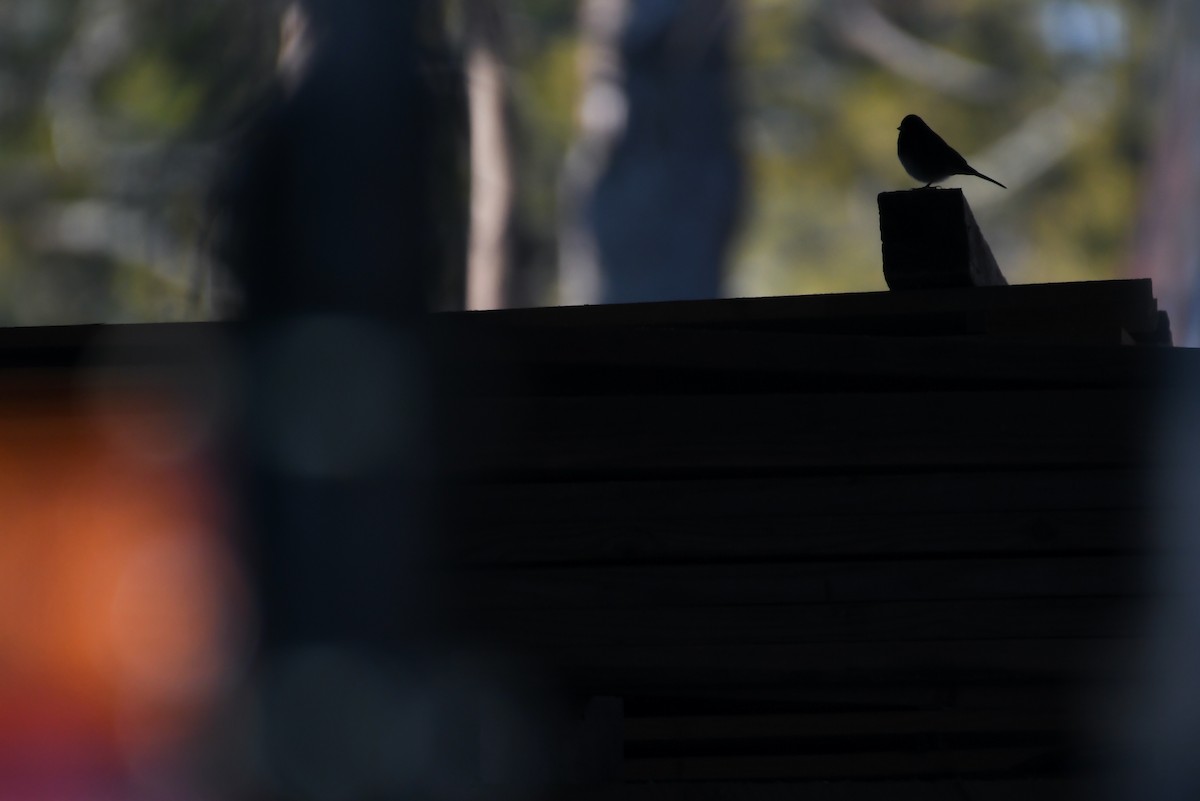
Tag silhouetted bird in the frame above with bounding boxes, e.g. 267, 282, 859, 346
897, 114, 1006, 189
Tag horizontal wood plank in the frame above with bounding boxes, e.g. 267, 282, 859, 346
624, 708, 1077, 741
452, 556, 1148, 609
453, 506, 1146, 565
554, 779, 1084, 801
613, 682, 1093, 716
622, 745, 1065, 781
525, 638, 1133, 690
451, 326, 1197, 395
470, 597, 1144, 648
455, 390, 1151, 476
460, 468, 1146, 518
449, 279, 1158, 337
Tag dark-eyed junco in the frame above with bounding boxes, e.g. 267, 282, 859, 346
897, 114, 1006, 189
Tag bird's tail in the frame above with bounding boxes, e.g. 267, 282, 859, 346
969, 168, 1006, 189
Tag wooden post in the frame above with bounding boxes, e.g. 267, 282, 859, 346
878, 188, 1007, 290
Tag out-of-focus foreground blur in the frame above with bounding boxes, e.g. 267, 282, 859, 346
0, 331, 250, 798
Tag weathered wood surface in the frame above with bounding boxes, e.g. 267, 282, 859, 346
455, 556, 1146, 608
621, 747, 1068, 781
466, 597, 1143, 647
456, 499, 1143, 565
554, 779, 1087, 801
596, 681, 1097, 715
541, 638, 1132, 687
453, 326, 1187, 393
625, 708, 1081, 740
462, 467, 1145, 519
453, 390, 1150, 476
435, 281, 1178, 786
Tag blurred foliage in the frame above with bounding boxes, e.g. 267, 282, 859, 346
730, 0, 1156, 294
0, 0, 1167, 322
0, 0, 280, 324
495, 0, 1160, 299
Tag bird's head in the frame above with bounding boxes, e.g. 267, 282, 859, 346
898, 114, 927, 133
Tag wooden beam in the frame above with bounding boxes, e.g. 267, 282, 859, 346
540, 638, 1132, 686
451, 327, 1199, 393
610, 682, 1096, 715
552, 779, 1084, 801
453, 390, 1152, 476
878, 188, 1007, 290
453, 507, 1144, 566
446, 279, 1160, 341
452, 556, 1147, 609
622, 746, 1063, 781
455, 469, 1148, 566
468, 597, 1144, 647
462, 468, 1144, 518
624, 709, 1081, 741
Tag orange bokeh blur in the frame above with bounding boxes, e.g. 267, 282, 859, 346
0, 383, 245, 790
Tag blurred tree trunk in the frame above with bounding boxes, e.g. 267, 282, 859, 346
218, 1, 453, 795
465, 0, 515, 309
1130, 0, 1200, 345
560, 0, 743, 305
